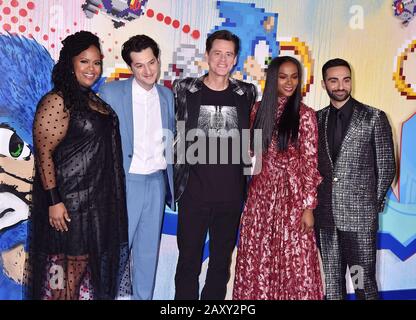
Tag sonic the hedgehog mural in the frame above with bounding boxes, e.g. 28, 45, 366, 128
0, 35, 54, 299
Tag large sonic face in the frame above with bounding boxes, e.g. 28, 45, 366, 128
0, 122, 32, 292
0, 124, 32, 231
0, 35, 53, 299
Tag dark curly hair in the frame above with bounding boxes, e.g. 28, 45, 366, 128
52, 30, 102, 111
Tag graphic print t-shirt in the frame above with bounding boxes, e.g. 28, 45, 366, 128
186, 83, 244, 204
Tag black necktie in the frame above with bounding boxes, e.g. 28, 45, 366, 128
333, 110, 343, 160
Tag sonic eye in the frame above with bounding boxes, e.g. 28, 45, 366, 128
10, 133, 24, 157
254, 40, 271, 69
0, 128, 31, 160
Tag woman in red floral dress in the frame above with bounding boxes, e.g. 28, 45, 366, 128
233, 56, 323, 300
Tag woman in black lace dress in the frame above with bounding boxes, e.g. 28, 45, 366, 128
27, 31, 131, 300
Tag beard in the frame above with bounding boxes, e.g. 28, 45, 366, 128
327, 89, 351, 102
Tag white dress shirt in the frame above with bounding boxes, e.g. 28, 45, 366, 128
129, 80, 167, 174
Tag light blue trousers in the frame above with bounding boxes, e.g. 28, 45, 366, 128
126, 170, 166, 300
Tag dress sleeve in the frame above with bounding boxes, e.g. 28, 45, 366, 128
33, 93, 69, 190
298, 106, 322, 209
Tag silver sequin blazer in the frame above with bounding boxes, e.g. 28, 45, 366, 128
314, 98, 396, 232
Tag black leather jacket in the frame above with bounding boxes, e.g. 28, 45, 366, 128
173, 75, 257, 201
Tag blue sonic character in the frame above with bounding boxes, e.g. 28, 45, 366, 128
0, 34, 53, 299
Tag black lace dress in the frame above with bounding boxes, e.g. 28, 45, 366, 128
27, 90, 131, 300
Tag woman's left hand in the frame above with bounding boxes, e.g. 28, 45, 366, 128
301, 209, 314, 233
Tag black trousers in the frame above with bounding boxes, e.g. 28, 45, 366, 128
174, 193, 242, 300
316, 227, 379, 300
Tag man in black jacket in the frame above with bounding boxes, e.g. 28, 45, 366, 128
315, 58, 396, 299
173, 30, 257, 300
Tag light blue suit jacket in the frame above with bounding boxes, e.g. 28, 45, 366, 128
99, 77, 175, 210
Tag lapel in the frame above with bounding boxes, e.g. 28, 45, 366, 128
187, 87, 202, 132
233, 90, 246, 130
123, 77, 134, 151
156, 85, 168, 130
334, 99, 366, 166
322, 107, 333, 168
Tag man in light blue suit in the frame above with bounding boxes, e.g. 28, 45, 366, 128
99, 35, 174, 300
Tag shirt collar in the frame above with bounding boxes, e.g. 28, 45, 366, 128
330, 97, 353, 117
188, 74, 246, 96
133, 79, 157, 97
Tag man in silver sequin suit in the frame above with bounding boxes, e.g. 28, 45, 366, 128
314, 58, 396, 300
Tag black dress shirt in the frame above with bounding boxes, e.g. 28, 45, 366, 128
327, 97, 354, 161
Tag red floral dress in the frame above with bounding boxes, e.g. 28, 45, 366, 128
233, 98, 323, 300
